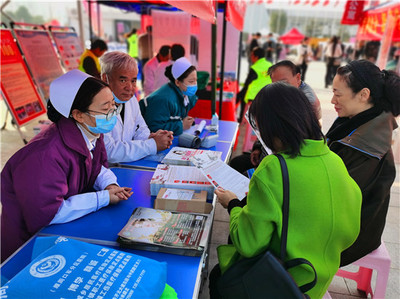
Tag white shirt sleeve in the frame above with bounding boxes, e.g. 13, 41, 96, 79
104, 132, 157, 163
49, 190, 110, 224
93, 165, 118, 190
50, 166, 117, 224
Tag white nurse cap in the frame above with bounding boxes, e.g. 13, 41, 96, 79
172, 57, 192, 80
49, 69, 92, 118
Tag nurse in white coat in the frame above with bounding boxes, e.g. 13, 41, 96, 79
100, 51, 173, 163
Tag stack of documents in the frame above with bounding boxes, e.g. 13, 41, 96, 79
161, 146, 222, 166
118, 207, 209, 256
150, 164, 214, 199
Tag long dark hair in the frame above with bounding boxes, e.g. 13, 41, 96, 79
337, 60, 400, 116
331, 35, 339, 56
47, 77, 109, 122
248, 82, 324, 157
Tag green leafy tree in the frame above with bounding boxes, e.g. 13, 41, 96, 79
338, 25, 350, 42
269, 10, 287, 35
6, 6, 45, 25
305, 18, 317, 37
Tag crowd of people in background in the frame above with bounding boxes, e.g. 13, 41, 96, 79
245, 31, 400, 89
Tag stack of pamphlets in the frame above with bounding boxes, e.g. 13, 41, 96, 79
161, 146, 222, 166
117, 207, 209, 256
150, 164, 215, 199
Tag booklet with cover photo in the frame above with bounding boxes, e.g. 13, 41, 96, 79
117, 207, 210, 256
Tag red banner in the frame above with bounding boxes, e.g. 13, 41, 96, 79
163, 0, 216, 24
356, 2, 400, 42
341, 0, 366, 25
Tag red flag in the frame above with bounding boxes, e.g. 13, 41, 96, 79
267, 0, 274, 4
303, 0, 311, 5
226, 0, 247, 31
311, 0, 320, 6
323, 0, 330, 6
294, 0, 301, 4
341, 0, 366, 25
334, 0, 340, 6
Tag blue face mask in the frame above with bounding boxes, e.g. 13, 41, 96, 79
87, 114, 117, 134
182, 84, 198, 97
112, 92, 125, 104
105, 75, 126, 104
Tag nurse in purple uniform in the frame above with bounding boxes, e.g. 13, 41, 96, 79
1, 70, 133, 262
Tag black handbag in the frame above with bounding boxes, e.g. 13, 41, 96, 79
217, 154, 317, 298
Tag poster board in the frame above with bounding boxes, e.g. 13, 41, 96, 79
0, 29, 46, 126
152, 10, 192, 63
13, 28, 64, 100
50, 30, 84, 71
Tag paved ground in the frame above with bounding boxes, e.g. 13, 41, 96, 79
1, 60, 399, 298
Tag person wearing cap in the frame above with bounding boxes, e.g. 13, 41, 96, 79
1, 70, 133, 262
143, 45, 171, 96
326, 60, 400, 266
100, 51, 173, 163
139, 57, 197, 135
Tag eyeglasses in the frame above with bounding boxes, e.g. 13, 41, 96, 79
244, 110, 272, 155
87, 104, 122, 121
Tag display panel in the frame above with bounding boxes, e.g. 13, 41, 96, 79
1, 29, 46, 126
14, 29, 64, 99
51, 31, 83, 71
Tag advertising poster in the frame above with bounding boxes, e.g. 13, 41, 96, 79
14, 29, 64, 100
51, 31, 84, 71
0, 29, 46, 126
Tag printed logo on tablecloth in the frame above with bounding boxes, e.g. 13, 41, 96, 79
29, 255, 66, 278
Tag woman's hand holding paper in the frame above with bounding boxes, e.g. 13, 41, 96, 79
215, 187, 238, 209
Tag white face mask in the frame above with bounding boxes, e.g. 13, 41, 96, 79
245, 110, 272, 155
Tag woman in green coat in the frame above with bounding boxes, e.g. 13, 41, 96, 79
210, 82, 362, 299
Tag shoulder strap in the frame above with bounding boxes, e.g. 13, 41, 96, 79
276, 154, 317, 293
276, 154, 289, 261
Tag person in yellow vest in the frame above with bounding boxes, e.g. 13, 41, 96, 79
126, 28, 138, 59
79, 39, 108, 79
236, 47, 272, 123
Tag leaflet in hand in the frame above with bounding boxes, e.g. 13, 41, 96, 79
117, 207, 209, 256
161, 146, 222, 166
191, 153, 250, 200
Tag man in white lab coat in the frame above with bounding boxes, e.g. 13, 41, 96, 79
100, 51, 173, 163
